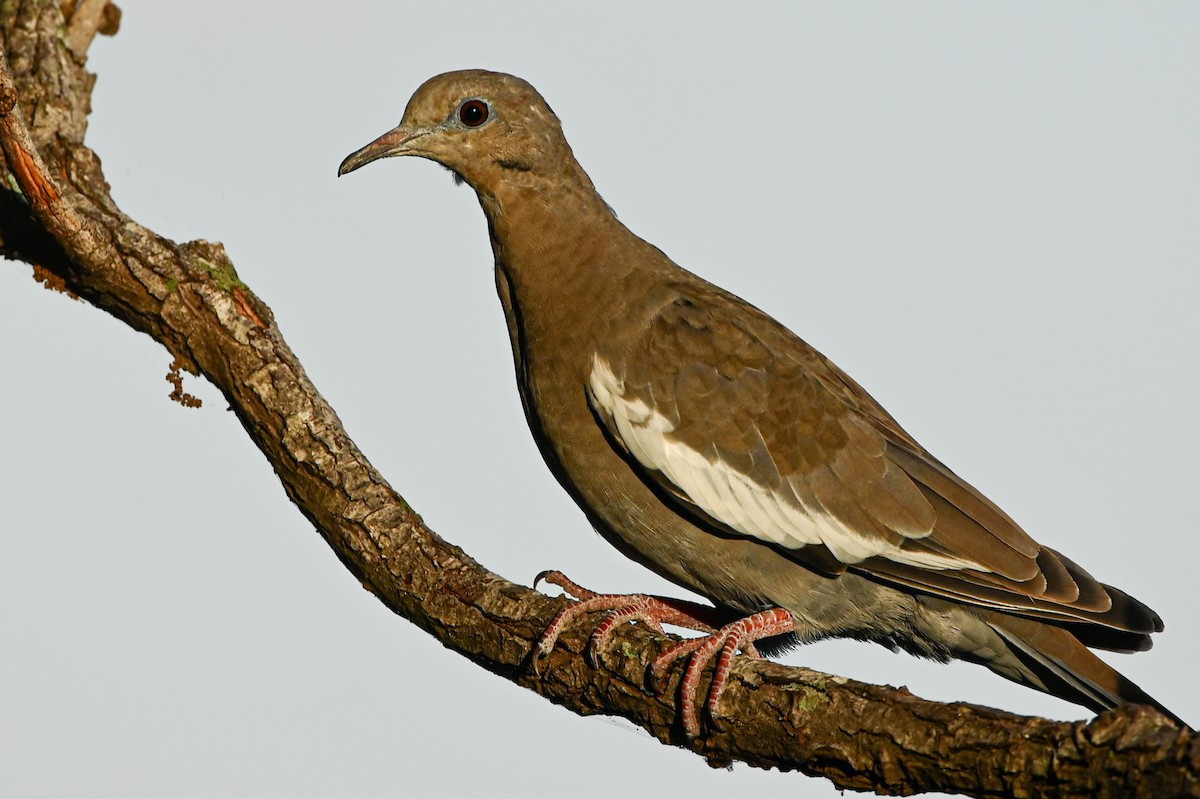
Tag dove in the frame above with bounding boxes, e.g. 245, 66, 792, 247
339, 69, 1183, 737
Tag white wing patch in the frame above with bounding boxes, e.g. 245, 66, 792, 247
588, 355, 982, 571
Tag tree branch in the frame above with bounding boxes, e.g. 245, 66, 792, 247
1, 3, 1195, 796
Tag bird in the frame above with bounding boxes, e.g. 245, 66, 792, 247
338, 69, 1184, 737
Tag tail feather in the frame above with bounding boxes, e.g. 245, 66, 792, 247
982, 613, 1189, 729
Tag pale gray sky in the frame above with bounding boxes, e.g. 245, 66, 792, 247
2, 3, 1197, 797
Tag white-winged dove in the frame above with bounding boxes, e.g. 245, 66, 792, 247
339, 69, 1184, 736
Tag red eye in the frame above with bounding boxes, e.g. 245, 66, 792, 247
458, 99, 489, 127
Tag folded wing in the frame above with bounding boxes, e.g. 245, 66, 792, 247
587, 286, 1160, 644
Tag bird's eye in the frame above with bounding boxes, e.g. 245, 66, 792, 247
458, 99, 490, 127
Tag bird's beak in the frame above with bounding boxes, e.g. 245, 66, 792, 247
338, 126, 429, 176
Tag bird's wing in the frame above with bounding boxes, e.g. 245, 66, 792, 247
587, 285, 1158, 635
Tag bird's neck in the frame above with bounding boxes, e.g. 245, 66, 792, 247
476, 169, 674, 390
478, 174, 630, 300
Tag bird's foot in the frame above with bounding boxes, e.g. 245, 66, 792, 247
649, 608, 796, 739
530, 570, 730, 669
530, 571, 791, 738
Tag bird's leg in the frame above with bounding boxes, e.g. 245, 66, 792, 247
649, 608, 796, 739
531, 570, 738, 668
531, 571, 783, 737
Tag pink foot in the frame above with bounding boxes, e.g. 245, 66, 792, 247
530, 571, 794, 738
649, 607, 796, 738
531, 570, 725, 667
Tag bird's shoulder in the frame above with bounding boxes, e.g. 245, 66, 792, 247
594, 277, 919, 456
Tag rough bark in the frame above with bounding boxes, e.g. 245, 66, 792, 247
1, 3, 1195, 796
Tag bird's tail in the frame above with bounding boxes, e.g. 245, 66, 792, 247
980, 612, 1189, 729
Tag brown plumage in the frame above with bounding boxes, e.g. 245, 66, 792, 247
339, 69, 1185, 733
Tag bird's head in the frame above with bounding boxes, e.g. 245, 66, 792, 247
338, 69, 587, 194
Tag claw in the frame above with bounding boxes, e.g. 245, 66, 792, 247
533, 569, 600, 601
